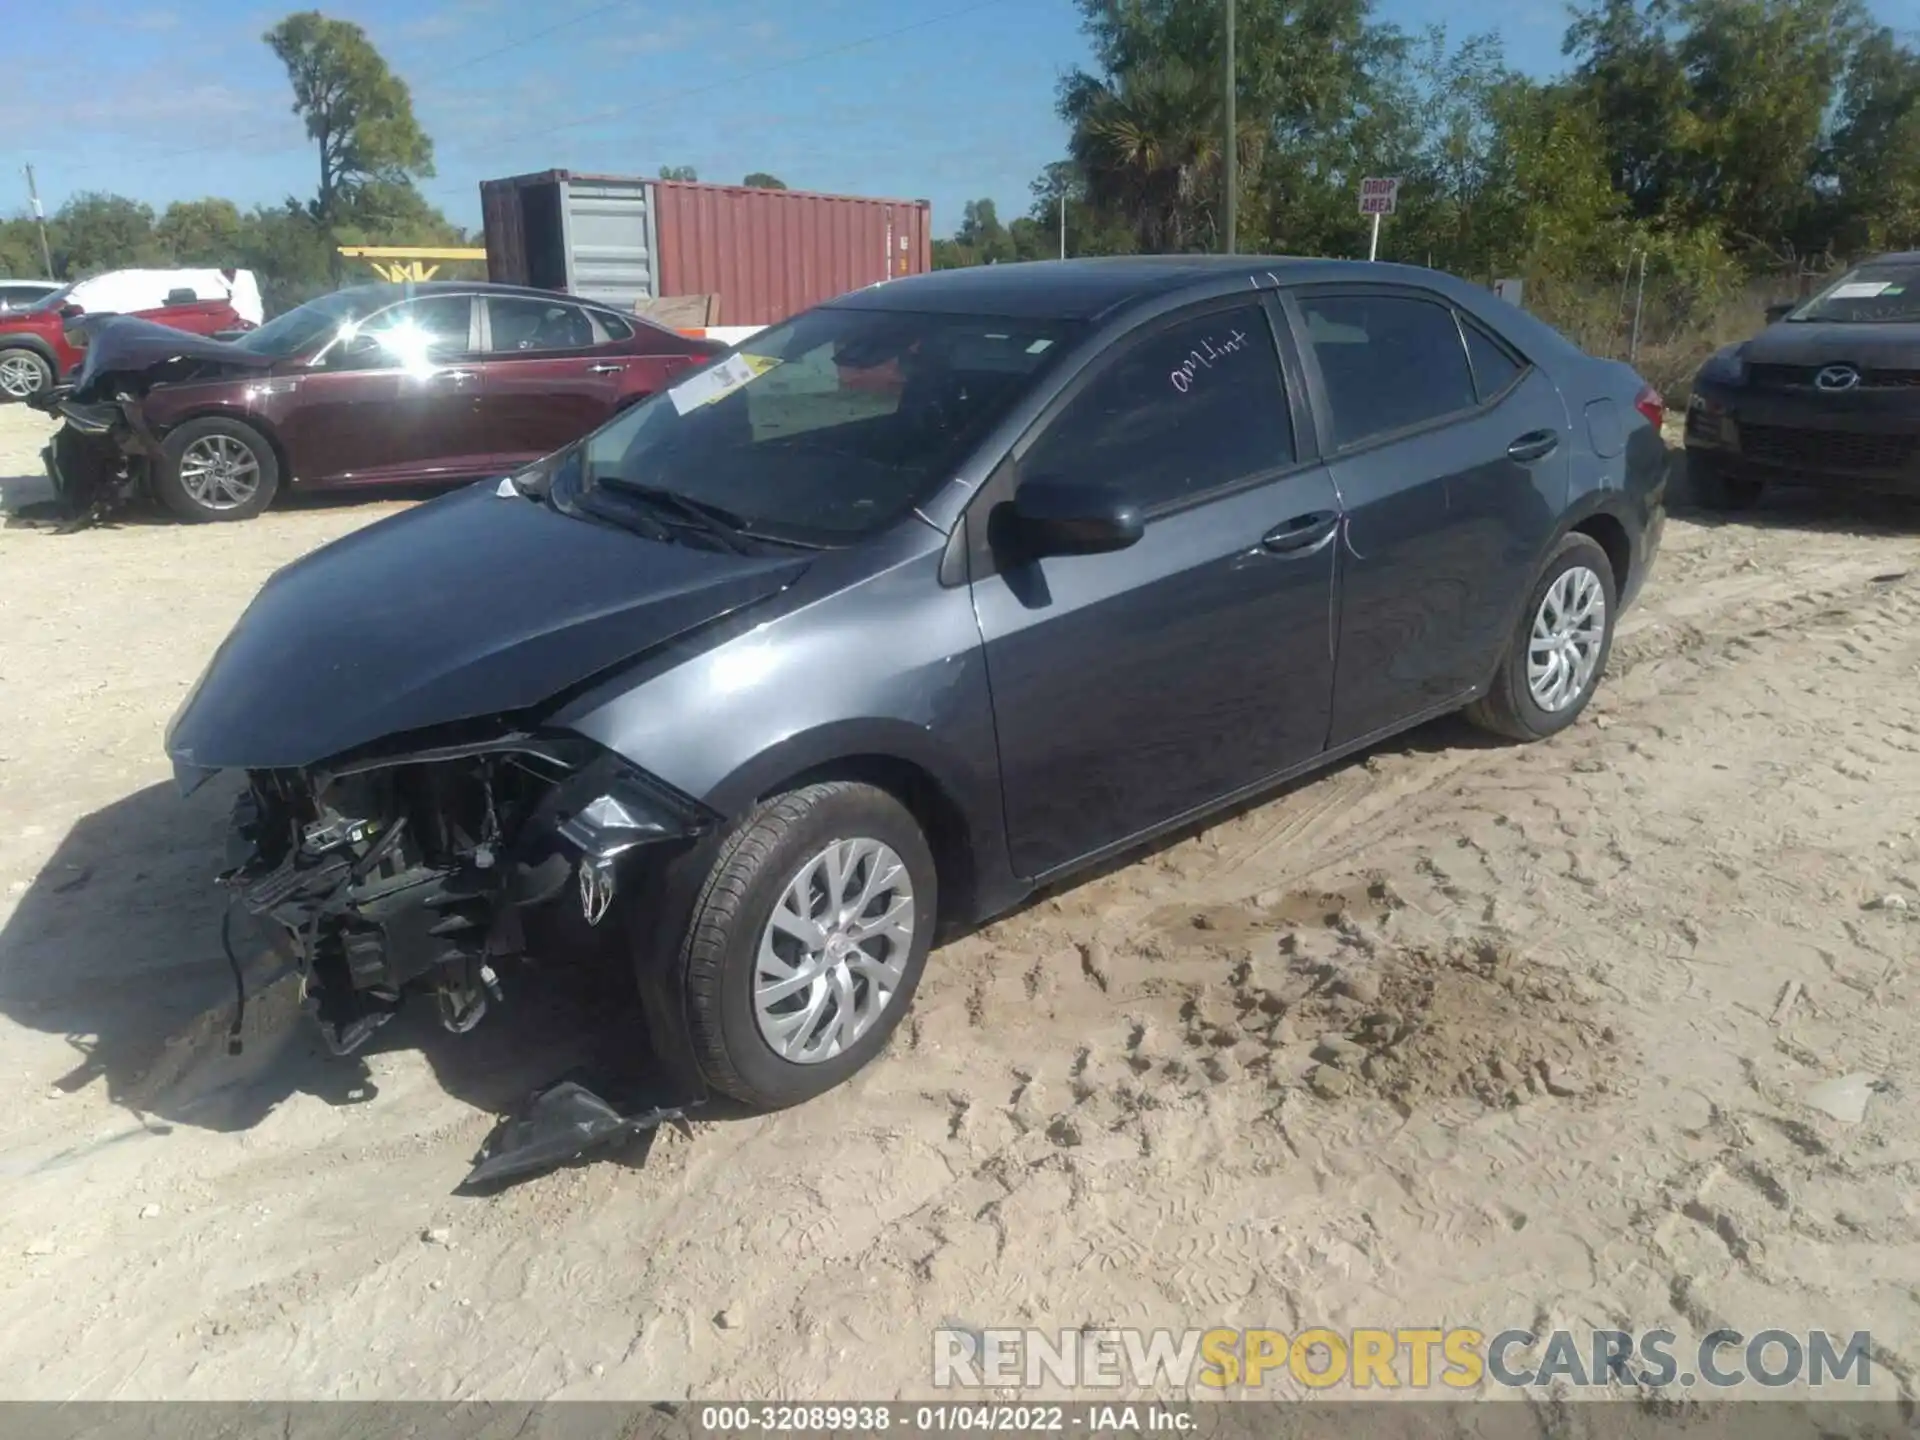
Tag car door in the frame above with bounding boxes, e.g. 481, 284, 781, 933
480, 296, 631, 467
968, 297, 1343, 881
279, 294, 485, 486
1283, 286, 1567, 746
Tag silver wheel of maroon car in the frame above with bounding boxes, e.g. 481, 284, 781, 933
156, 417, 280, 522
0, 347, 52, 401
679, 781, 938, 1108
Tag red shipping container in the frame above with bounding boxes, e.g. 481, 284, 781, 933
479, 171, 932, 328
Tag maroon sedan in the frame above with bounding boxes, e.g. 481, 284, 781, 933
40, 281, 723, 523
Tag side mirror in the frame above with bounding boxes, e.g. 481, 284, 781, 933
1764, 301, 1795, 324
57, 302, 84, 320
1009, 476, 1144, 557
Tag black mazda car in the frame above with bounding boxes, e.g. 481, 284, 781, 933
1686, 251, 1920, 508
167, 257, 1666, 1111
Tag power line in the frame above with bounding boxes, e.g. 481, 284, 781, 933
430, 0, 642, 82
427, 0, 1015, 184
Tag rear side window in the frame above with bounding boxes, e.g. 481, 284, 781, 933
1022, 303, 1293, 512
1460, 316, 1524, 401
1296, 293, 1476, 448
488, 296, 596, 353
593, 311, 635, 343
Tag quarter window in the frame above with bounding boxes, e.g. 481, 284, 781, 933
1021, 304, 1293, 512
1460, 316, 1524, 401
1296, 293, 1477, 447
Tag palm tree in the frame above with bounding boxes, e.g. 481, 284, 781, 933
1067, 60, 1262, 253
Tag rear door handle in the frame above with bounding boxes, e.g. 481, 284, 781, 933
1260, 510, 1340, 556
586, 362, 626, 374
1507, 429, 1559, 462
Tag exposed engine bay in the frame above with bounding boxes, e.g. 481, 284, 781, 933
217, 732, 716, 1059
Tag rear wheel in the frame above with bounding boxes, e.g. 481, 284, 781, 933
1466, 532, 1617, 742
678, 782, 937, 1108
155, 417, 280, 522
0, 347, 52, 401
1684, 453, 1763, 512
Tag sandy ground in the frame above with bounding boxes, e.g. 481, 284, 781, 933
0, 403, 1915, 1404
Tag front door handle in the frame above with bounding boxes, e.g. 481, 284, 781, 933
586, 362, 626, 374
436, 368, 478, 382
1507, 429, 1559, 462
1261, 510, 1340, 556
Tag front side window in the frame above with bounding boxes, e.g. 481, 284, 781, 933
327, 295, 473, 371
1297, 293, 1477, 447
1020, 303, 1293, 511
564, 306, 1081, 545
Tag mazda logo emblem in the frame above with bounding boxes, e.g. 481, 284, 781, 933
1815, 364, 1861, 391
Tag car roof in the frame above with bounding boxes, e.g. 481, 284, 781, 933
823, 255, 1452, 322
326, 280, 633, 314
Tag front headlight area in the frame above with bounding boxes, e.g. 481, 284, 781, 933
223, 729, 716, 1055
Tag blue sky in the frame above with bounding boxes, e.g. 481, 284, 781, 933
5, 0, 1913, 241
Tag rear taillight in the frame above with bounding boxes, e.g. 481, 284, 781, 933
1634, 385, 1664, 428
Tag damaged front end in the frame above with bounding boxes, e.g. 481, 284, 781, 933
32, 316, 276, 526
220, 730, 717, 1058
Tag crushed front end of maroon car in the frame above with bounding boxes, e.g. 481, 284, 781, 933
31, 316, 276, 525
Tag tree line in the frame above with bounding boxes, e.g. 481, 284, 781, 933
935, 0, 1920, 385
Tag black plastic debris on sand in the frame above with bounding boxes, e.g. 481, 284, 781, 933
460, 1076, 698, 1192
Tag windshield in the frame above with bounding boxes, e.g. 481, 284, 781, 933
1788, 261, 1920, 324
562, 306, 1082, 546
230, 291, 367, 356
19, 285, 74, 314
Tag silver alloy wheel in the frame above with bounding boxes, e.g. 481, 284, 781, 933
754, 836, 917, 1064
1527, 564, 1607, 712
0, 352, 46, 398
178, 434, 262, 511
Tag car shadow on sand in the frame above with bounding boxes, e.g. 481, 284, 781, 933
0, 711, 1495, 1178
0, 776, 672, 1171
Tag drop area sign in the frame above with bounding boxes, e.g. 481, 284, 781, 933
1359, 177, 1399, 216
1359, 177, 1399, 261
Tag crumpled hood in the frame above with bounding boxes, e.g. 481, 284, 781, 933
166, 483, 808, 772
74, 314, 276, 387
1740, 321, 1920, 368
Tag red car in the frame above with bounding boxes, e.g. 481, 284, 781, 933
41, 282, 725, 523
0, 284, 252, 402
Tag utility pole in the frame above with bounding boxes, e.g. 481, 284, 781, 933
1059, 187, 1067, 261
22, 164, 53, 277
1223, 0, 1237, 254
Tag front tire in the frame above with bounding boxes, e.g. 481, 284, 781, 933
0, 347, 53, 401
1466, 532, 1618, 742
155, 417, 280, 522
679, 782, 937, 1108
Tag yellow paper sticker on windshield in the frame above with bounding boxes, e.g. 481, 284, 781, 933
667, 352, 783, 414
